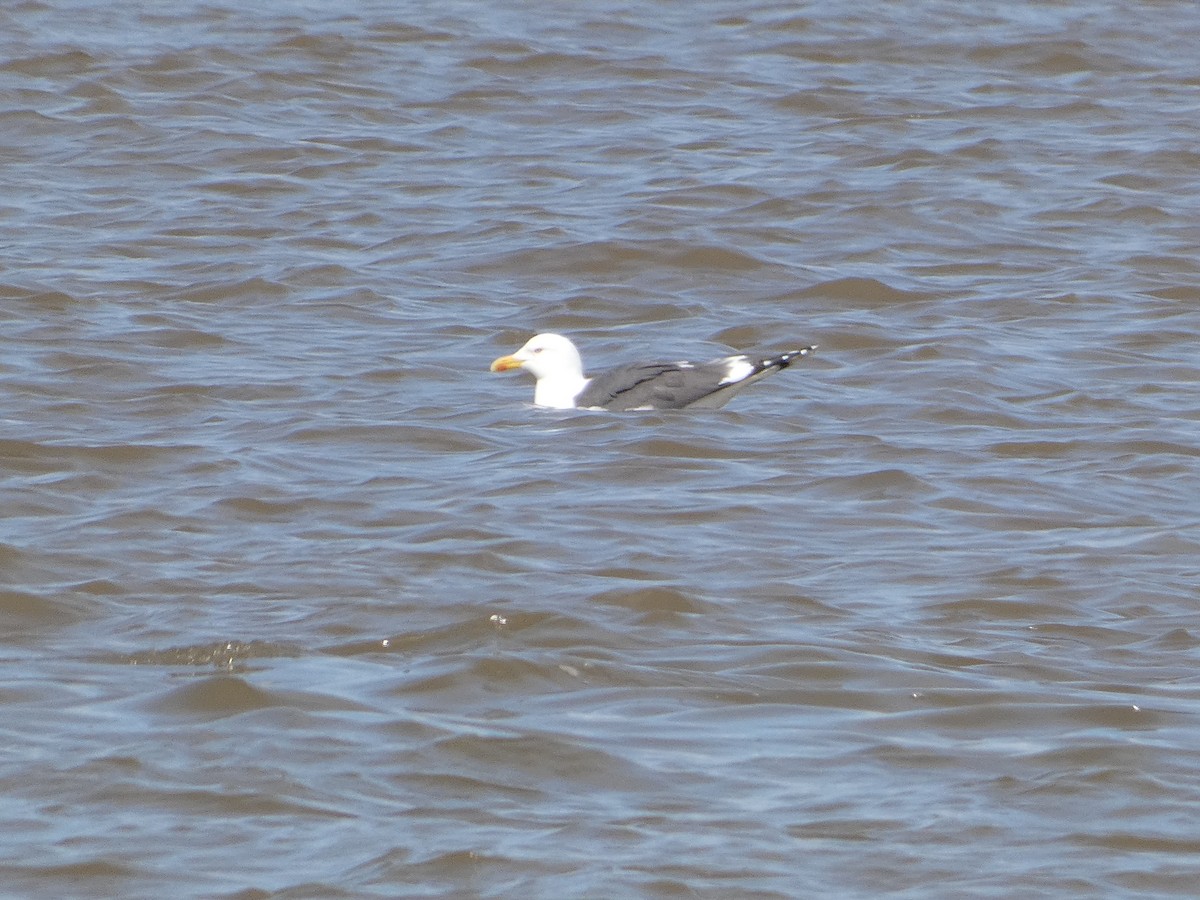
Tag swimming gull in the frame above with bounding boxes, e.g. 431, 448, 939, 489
490, 332, 816, 410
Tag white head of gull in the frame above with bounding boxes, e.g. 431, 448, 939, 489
490, 332, 815, 411
489, 333, 588, 409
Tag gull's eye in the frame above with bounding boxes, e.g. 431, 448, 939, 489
531, 347, 544, 354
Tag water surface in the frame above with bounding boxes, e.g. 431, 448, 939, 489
3, 1, 1200, 897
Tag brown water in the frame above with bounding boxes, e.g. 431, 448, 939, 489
3, 1, 1200, 897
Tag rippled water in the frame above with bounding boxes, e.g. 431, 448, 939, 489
3, 0, 1200, 896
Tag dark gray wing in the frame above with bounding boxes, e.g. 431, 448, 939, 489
574, 361, 740, 410
573, 347, 815, 410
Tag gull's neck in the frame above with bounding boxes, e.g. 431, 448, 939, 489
533, 374, 589, 409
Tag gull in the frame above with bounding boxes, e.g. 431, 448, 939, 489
490, 333, 815, 410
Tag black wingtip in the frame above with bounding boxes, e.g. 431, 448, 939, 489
769, 345, 817, 370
